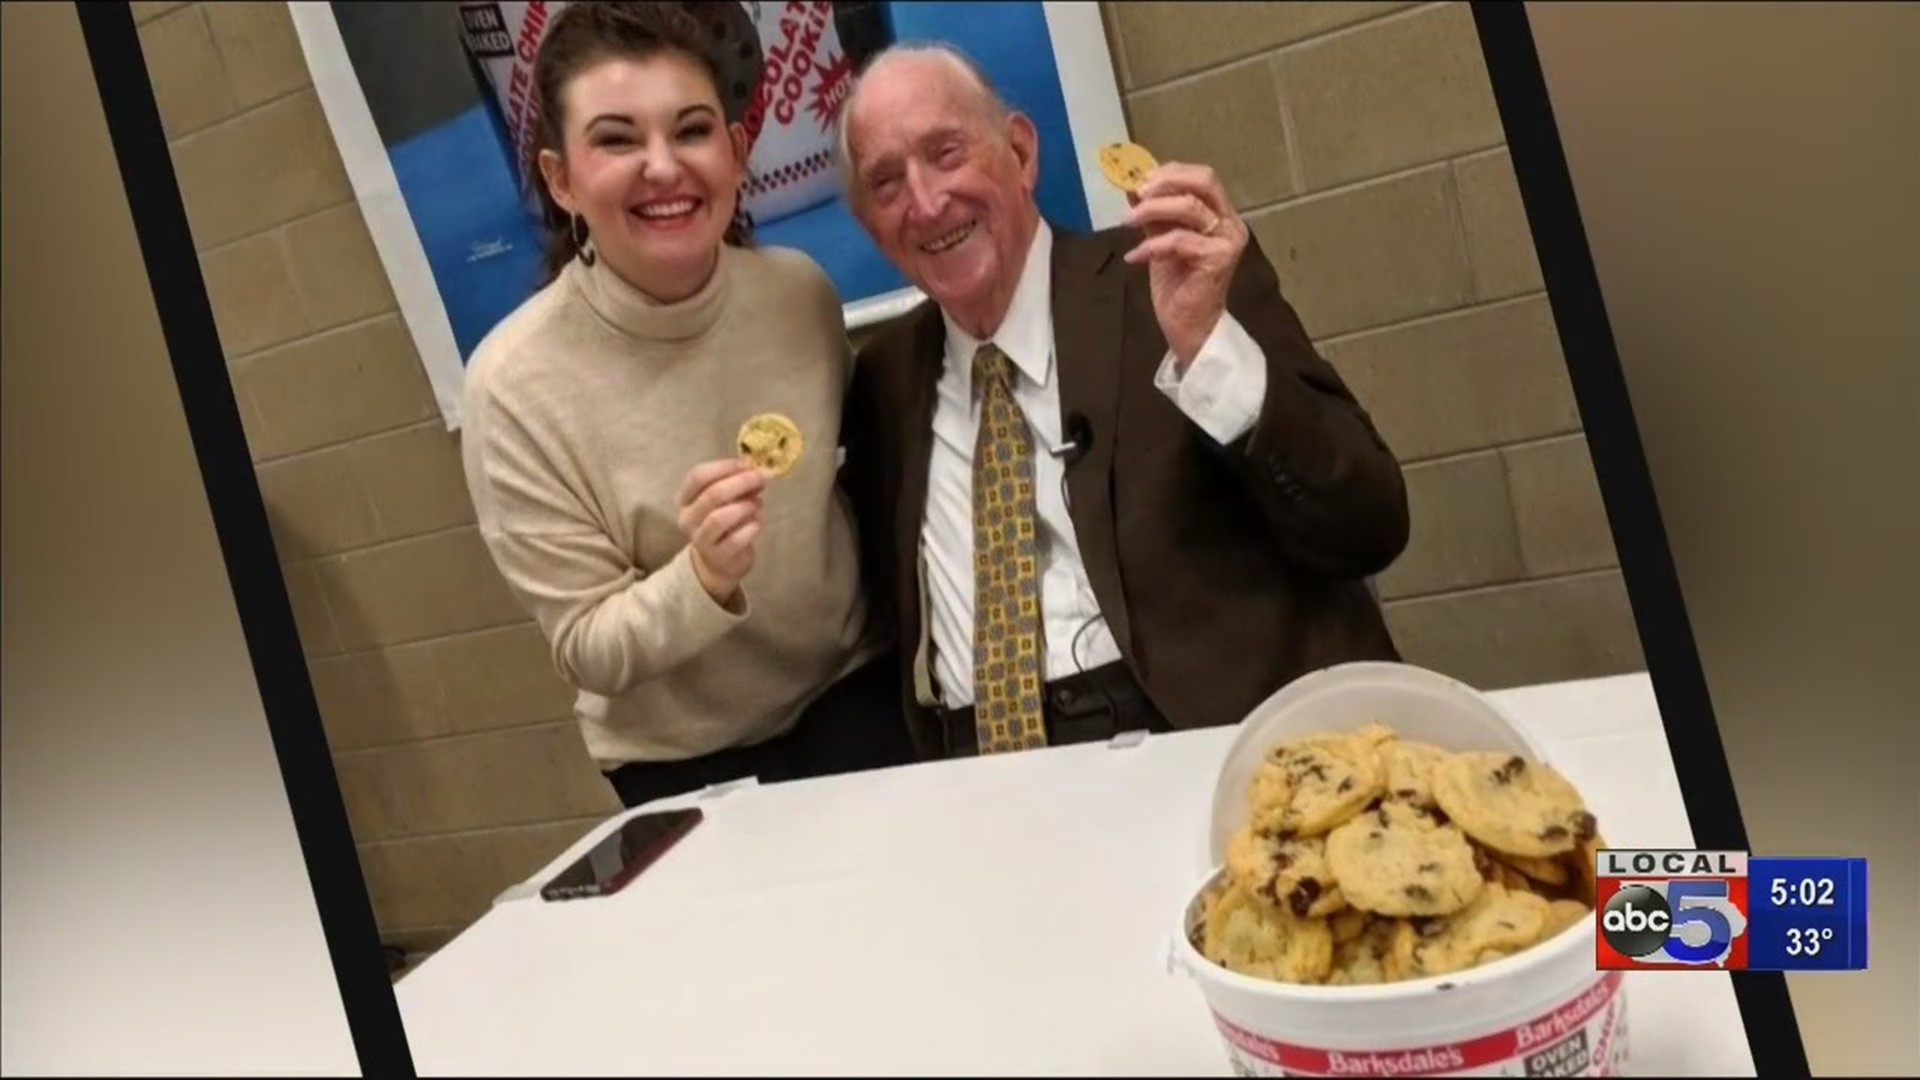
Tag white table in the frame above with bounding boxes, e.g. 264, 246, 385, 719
394, 673, 1757, 1076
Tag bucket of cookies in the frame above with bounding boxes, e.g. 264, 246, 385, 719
1170, 662, 1625, 1077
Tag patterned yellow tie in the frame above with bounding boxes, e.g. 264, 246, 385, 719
970, 343, 1048, 753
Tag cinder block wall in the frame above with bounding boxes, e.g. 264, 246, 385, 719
133, 0, 1642, 960
133, 1, 619, 959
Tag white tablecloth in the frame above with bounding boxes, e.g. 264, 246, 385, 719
394, 672, 1756, 1076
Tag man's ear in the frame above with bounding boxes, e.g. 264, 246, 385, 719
537, 147, 576, 215
1007, 112, 1040, 190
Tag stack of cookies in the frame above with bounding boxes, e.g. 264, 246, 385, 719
1197, 723, 1603, 987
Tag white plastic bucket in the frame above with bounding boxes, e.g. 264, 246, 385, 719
1173, 662, 1629, 1077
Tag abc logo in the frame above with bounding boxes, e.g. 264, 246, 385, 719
1601, 886, 1673, 957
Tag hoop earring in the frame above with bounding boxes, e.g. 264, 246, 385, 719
570, 213, 596, 266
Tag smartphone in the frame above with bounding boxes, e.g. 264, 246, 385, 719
539, 808, 703, 902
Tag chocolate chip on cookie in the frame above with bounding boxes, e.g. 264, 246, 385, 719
1573, 811, 1599, 842
1472, 845, 1496, 880
1288, 878, 1327, 918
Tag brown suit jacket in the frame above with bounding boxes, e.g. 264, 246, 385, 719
840, 225, 1409, 760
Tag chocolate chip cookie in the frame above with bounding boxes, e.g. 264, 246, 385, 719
736, 413, 804, 477
1330, 906, 1372, 946
1097, 142, 1159, 194
1432, 752, 1596, 858
1327, 915, 1397, 986
1389, 883, 1551, 978
1326, 801, 1485, 918
1543, 898, 1590, 939
1248, 734, 1385, 838
1378, 738, 1449, 809
1226, 826, 1346, 918
1496, 849, 1573, 888
1202, 883, 1335, 985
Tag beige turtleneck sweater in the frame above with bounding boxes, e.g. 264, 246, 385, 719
460, 244, 877, 768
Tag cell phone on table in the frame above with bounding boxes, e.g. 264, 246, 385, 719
539, 808, 703, 902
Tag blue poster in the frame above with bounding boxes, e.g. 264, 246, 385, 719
304, 1, 1126, 425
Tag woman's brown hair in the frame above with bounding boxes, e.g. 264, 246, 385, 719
528, 2, 757, 285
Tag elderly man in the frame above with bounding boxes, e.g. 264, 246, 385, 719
836, 45, 1409, 760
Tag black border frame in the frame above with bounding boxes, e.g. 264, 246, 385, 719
72, 3, 416, 1075
1472, 3, 1810, 1074
71, 0, 1807, 1073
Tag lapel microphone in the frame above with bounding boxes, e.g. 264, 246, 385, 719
1051, 412, 1094, 466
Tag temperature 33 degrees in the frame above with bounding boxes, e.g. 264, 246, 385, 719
1784, 926, 1836, 958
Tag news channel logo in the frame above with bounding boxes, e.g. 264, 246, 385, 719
1596, 850, 1750, 969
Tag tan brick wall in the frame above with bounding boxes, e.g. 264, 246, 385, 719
134, 2, 619, 960
134, 0, 1644, 960
1103, 0, 1644, 686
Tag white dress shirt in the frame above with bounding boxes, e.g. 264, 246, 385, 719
921, 222, 1273, 708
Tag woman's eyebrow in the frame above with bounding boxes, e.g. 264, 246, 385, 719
586, 104, 718, 129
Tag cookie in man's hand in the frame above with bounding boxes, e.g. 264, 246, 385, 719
1098, 141, 1159, 194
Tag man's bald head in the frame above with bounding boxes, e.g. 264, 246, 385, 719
836, 44, 1012, 185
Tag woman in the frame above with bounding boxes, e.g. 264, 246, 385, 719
460, 2, 911, 809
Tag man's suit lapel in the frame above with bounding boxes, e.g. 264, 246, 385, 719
1050, 229, 1134, 660
896, 301, 946, 538
896, 303, 946, 667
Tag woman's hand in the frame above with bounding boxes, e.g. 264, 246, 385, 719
676, 459, 768, 607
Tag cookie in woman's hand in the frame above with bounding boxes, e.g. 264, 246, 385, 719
737, 413, 804, 477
